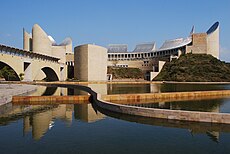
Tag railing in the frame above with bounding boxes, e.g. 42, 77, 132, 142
0, 44, 59, 63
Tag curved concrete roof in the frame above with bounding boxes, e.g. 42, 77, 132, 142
133, 42, 156, 52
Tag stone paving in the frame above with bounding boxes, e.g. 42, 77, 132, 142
0, 84, 37, 105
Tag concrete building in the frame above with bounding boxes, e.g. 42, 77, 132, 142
0, 22, 220, 81
23, 24, 73, 81
66, 22, 219, 81
0, 24, 73, 81
106, 22, 220, 80
24, 24, 72, 63
74, 44, 107, 81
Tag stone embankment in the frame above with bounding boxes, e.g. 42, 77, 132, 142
0, 84, 37, 105
13, 90, 230, 104
13, 95, 90, 105
9, 81, 230, 124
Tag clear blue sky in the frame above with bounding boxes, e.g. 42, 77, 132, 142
0, 0, 229, 61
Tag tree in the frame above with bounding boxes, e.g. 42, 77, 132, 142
0, 66, 17, 81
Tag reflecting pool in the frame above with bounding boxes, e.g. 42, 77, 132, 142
0, 101, 230, 154
28, 83, 230, 96
107, 83, 230, 94
1, 83, 230, 153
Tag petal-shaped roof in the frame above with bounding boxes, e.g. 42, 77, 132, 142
158, 37, 192, 51
108, 44, 128, 53
133, 42, 156, 52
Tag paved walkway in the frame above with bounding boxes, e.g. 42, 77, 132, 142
0, 84, 37, 106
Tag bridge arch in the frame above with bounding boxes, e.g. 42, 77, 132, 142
0, 61, 20, 81
41, 67, 59, 81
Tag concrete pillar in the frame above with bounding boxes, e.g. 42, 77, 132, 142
74, 44, 107, 81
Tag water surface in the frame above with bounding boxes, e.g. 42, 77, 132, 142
1, 83, 230, 153
0, 102, 230, 154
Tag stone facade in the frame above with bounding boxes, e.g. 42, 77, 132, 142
186, 33, 208, 54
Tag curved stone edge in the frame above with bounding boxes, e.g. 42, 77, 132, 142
96, 97, 230, 124
14, 82, 230, 124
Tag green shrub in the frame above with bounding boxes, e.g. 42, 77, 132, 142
154, 54, 230, 82
108, 67, 144, 79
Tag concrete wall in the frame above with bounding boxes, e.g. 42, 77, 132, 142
150, 61, 166, 80
65, 41, 73, 54
23, 30, 32, 51
107, 59, 159, 72
186, 33, 207, 54
32, 24, 53, 56
74, 44, 107, 81
74, 45, 88, 80
66, 53, 74, 62
51, 46, 66, 64
185, 29, 219, 59
88, 45, 107, 81
207, 26, 219, 59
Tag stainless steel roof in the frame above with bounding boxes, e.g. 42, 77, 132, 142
107, 44, 128, 53
158, 37, 192, 51
133, 42, 156, 52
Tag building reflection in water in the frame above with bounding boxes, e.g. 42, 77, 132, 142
124, 99, 222, 142
94, 103, 227, 143
28, 86, 68, 96
26, 83, 162, 96
74, 104, 105, 123
0, 103, 105, 140
23, 104, 73, 140
21, 104, 105, 140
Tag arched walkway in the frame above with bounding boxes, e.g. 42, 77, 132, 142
0, 61, 20, 81
41, 67, 59, 81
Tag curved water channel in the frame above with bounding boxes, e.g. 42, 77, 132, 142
1, 83, 230, 153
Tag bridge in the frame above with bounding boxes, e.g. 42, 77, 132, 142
0, 44, 66, 81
